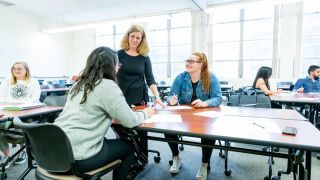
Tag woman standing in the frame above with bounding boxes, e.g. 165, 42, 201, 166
116, 25, 164, 170
117, 24, 164, 107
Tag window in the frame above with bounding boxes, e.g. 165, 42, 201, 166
301, 1, 320, 76
209, 3, 274, 78
96, 12, 191, 79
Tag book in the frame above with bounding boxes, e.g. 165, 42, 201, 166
2, 103, 46, 111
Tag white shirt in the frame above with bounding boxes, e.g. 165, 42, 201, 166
0, 77, 41, 104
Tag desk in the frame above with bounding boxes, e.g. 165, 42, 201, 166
0, 106, 63, 122
134, 106, 320, 180
270, 93, 320, 104
270, 93, 320, 124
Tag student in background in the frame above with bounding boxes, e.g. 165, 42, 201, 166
293, 65, 320, 93
54, 46, 154, 179
116, 24, 164, 170
166, 52, 222, 180
253, 66, 282, 95
0, 61, 41, 168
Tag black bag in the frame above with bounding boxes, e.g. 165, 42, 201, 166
227, 87, 271, 108
111, 124, 148, 171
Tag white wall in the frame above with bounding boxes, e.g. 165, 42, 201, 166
70, 30, 96, 76
0, 6, 72, 78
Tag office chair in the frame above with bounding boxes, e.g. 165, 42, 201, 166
13, 117, 121, 180
43, 95, 67, 123
43, 95, 67, 107
0, 121, 25, 180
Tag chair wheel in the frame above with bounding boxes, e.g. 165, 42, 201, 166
224, 169, 232, 176
273, 147, 279, 152
154, 156, 161, 163
179, 146, 184, 151
262, 147, 268, 152
271, 176, 280, 180
264, 176, 270, 180
219, 152, 226, 159
317, 153, 320, 160
1, 173, 7, 180
169, 160, 173, 165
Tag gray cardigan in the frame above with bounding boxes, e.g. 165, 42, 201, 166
54, 79, 147, 160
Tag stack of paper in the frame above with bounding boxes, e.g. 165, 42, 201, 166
1, 103, 46, 111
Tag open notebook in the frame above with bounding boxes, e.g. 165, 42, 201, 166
0, 103, 46, 111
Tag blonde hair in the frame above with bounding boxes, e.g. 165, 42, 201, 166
192, 52, 211, 93
120, 24, 149, 56
10, 61, 31, 84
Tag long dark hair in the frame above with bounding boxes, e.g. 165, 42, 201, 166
252, 66, 272, 90
70, 46, 118, 104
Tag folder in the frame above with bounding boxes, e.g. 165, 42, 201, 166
1, 103, 46, 111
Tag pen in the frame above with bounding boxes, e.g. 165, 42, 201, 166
253, 122, 265, 129
173, 94, 180, 106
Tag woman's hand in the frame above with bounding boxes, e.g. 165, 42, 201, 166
169, 95, 178, 106
143, 107, 154, 119
191, 99, 208, 108
153, 97, 165, 108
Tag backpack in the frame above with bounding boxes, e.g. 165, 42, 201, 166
227, 87, 271, 108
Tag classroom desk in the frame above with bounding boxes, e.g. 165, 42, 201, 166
132, 106, 320, 180
270, 93, 320, 124
0, 106, 63, 122
270, 92, 320, 104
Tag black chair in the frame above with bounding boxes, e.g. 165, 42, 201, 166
13, 117, 122, 180
43, 95, 67, 107
43, 95, 67, 123
277, 82, 293, 91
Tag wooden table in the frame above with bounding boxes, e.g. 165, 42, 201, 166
133, 106, 320, 180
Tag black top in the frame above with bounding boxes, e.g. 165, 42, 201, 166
117, 49, 156, 105
190, 81, 199, 103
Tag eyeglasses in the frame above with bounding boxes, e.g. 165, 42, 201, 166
12, 68, 25, 71
185, 59, 201, 64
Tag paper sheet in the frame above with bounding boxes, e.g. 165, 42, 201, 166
143, 114, 182, 123
162, 106, 193, 110
194, 111, 224, 118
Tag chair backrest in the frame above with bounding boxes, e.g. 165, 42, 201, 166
227, 94, 271, 108
219, 81, 228, 85
40, 85, 49, 89
43, 95, 67, 107
52, 84, 66, 88
13, 118, 74, 172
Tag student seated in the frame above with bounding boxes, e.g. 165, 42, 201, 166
253, 66, 282, 96
166, 52, 222, 180
54, 46, 154, 180
293, 65, 320, 93
0, 61, 41, 168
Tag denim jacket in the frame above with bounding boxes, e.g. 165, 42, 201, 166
293, 76, 320, 93
167, 71, 222, 107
